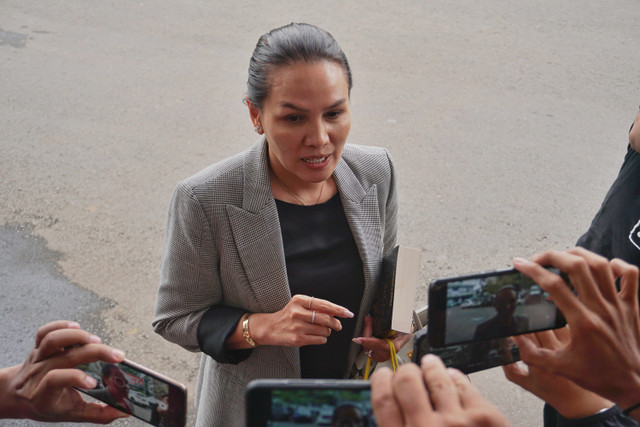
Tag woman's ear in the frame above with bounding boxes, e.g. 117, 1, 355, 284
246, 97, 262, 133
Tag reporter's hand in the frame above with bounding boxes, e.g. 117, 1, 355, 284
512, 248, 640, 413
250, 294, 354, 347
503, 329, 613, 419
352, 315, 412, 362
371, 354, 510, 427
0, 320, 128, 423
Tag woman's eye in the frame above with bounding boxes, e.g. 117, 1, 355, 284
326, 111, 342, 119
286, 115, 303, 123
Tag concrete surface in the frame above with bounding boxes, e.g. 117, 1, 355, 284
1, 1, 639, 426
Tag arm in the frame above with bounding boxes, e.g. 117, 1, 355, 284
0, 321, 127, 423
511, 248, 640, 421
153, 182, 222, 352
370, 354, 510, 426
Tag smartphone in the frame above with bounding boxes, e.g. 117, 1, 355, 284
412, 326, 521, 374
245, 379, 373, 427
76, 359, 187, 427
428, 267, 567, 348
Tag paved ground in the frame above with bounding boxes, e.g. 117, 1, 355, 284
1, 1, 639, 426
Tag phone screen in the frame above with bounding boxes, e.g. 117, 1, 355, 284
76, 359, 186, 427
428, 267, 567, 349
246, 379, 373, 427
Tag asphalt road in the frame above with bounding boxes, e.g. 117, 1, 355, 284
1, 2, 639, 426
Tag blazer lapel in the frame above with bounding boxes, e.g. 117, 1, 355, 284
334, 158, 384, 373
226, 139, 301, 376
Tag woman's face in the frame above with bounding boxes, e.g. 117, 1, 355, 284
250, 60, 351, 187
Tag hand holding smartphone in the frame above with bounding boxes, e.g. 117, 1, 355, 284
75, 359, 187, 427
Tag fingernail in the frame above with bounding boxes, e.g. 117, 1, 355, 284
111, 349, 125, 360
352, 338, 362, 345
343, 309, 354, 318
446, 368, 464, 379
83, 375, 97, 389
89, 335, 102, 344
67, 321, 81, 329
422, 354, 437, 365
513, 257, 531, 266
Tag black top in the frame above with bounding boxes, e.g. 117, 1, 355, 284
196, 193, 366, 377
276, 193, 365, 378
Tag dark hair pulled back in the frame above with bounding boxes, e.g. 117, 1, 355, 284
246, 22, 352, 109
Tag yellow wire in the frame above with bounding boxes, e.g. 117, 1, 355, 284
363, 338, 399, 379
364, 355, 372, 380
386, 338, 398, 372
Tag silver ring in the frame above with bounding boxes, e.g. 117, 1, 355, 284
311, 310, 316, 324
308, 297, 314, 310
366, 350, 373, 358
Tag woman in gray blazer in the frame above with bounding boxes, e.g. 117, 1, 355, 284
153, 23, 401, 426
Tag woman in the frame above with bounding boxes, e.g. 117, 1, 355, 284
153, 23, 404, 426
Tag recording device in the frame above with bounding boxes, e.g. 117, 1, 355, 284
427, 267, 568, 349
412, 326, 521, 374
76, 359, 187, 427
245, 379, 373, 427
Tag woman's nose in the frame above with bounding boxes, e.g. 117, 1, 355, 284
306, 120, 330, 146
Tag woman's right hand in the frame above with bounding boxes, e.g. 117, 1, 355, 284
250, 295, 354, 347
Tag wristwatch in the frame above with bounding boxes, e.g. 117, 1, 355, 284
242, 313, 256, 347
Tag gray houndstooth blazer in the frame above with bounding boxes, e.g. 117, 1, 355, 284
153, 137, 398, 426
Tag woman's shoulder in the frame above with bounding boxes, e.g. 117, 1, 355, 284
340, 143, 394, 176
178, 140, 265, 195
342, 143, 391, 159
178, 152, 245, 197
336, 144, 396, 197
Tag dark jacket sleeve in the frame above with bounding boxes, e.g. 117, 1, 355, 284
197, 306, 252, 364
544, 404, 639, 427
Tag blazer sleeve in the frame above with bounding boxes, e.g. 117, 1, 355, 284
153, 181, 224, 352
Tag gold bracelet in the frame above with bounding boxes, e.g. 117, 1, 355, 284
242, 313, 256, 347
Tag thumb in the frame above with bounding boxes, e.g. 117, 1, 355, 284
362, 315, 373, 338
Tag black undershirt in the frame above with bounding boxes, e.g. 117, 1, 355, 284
276, 193, 365, 378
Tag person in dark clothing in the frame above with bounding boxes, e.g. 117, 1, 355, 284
576, 111, 640, 275
536, 110, 640, 426
473, 285, 530, 341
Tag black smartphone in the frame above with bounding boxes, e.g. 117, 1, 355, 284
245, 379, 373, 427
412, 326, 521, 374
76, 359, 187, 427
427, 267, 567, 349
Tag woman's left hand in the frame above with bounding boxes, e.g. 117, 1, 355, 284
352, 315, 412, 362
